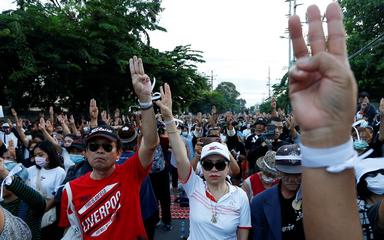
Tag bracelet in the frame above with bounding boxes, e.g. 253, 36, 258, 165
0, 164, 22, 201
167, 130, 177, 134
300, 138, 357, 173
138, 99, 153, 110
164, 118, 175, 126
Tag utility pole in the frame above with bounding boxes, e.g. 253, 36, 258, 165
285, 0, 303, 69
206, 70, 217, 91
266, 66, 271, 98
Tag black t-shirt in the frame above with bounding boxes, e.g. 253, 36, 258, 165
279, 183, 305, 240
367, 200, 384, 239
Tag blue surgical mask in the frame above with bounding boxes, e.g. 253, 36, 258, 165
353, 139, 369, 150
69, 154, 84, 164
181, 132, 188, 137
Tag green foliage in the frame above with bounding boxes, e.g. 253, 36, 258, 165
340, 0, 384, 100
189, 81, 246, 113
0, 0, 210, 114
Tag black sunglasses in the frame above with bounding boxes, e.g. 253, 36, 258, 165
88, 143, 114, 152
201, 159, 228, 171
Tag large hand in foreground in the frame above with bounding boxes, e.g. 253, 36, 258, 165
155, 83, 173, 121
288, 2, 357, 147
129, 56, 152, 102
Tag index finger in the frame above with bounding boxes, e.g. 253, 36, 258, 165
289, 15, 309, 59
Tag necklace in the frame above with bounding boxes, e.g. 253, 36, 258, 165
207, 183, 229, 224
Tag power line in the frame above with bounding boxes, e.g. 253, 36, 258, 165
349, 32, 384, 60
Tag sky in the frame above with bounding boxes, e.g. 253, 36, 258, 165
0, 0, 332, 107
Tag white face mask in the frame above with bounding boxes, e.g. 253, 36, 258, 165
35, 156, 48, 168
193, 130, 202, 138
261, 174, 274, 184
366, 173, 384, 195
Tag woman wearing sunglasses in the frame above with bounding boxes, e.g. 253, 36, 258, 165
156, 84, 251, 240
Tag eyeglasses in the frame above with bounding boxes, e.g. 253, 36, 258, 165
88, 143, 114, 152
201, 159, 228, 171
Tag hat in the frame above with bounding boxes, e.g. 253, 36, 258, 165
2, 123, 9, 128
256, 151, 278, 175
86, 125, 120, 144
255, 117, 266, 126
359, 91, 369, 98
355, 158, 384, 184
201, 142, 230, 162
118, 124, 138, 145
275, 144, 303, 174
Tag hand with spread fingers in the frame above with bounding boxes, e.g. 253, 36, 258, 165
155, 83, 173, 121
129, 56, 152, 102
288, 2, 357, 148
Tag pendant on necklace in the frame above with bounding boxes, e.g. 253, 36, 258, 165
292, 199, 302, 211
211, 213, 217, 223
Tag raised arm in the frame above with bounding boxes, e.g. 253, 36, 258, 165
57, 114, 71, 136
38, 118, 59, 146
156, 84, 191, 182
129, 56, 158, 168
288, 3, 361, 240
11, 109, 29, 147
89, 98, 99, 128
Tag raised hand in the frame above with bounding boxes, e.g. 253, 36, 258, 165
155, 83, 173, 120
38, 117, 46, 131
49, 106, 54, 116
129, 56, 152, 102
288, 3, 357, 147
69, 115, 76, 125
10, 108, 17, 118
89, 99, 98, 121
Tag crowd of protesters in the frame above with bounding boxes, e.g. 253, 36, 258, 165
0, 2, 382, 240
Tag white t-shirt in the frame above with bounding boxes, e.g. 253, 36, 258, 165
182, 167, 251, 240
26, 165, 66, 199
0, 132, 18, 148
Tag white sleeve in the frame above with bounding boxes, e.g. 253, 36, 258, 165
49, 168, 66, 198
182, 166, 203, 198
238, 188, 252, 228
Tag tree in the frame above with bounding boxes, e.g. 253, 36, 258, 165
0, 0, 210, 115
340, 0, 384, 100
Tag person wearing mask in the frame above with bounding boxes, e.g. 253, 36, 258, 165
0, 159, 46, 240
26, 140, 66, 239
251, 144, 304, 240
117, 124, 161, 239
59, 56, 158, 239
242, 150, 279, 201
156, 83, 251, 240
247, 117, 289, 174
355, 158, 384, 239
287, 2, 362, 239
0, 123, 18, 150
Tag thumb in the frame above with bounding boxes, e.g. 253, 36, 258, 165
296, 52, 347, 77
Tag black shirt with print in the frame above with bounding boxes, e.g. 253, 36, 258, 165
278, 183, 305, 240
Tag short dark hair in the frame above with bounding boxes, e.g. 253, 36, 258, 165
35, 141, 63, 169
270, 116, 282, 123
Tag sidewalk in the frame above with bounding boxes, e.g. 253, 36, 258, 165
154, 219, 190, 239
